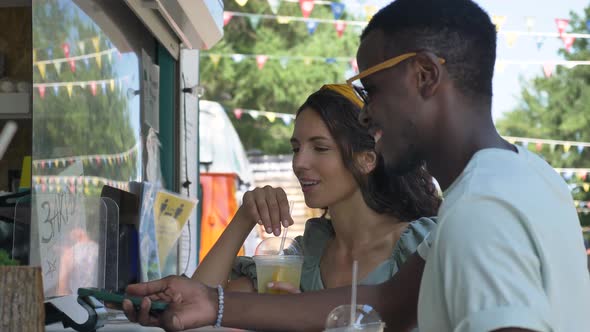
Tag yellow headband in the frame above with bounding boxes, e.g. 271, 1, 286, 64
320, 84, 364, 109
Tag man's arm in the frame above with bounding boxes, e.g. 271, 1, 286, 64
221, 252, 425, 332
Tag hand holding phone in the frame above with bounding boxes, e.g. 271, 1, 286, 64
77, 287, 169, 312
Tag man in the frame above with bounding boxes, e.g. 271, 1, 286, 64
123, 0, 590, 331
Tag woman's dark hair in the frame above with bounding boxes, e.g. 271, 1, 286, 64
296, 89, 441, 221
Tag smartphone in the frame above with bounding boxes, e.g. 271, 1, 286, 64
77, 287, 169, 312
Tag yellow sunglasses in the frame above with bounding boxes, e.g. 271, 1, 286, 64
346, 52, 446, 104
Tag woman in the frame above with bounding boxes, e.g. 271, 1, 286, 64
192, 84, 440, 293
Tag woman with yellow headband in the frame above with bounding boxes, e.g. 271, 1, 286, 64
192, 84, 440, 293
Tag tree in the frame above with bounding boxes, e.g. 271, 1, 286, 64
496, 6, 590, 226
200, 1, 361, 154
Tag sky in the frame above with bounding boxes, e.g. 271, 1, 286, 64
345, 0, 589, 121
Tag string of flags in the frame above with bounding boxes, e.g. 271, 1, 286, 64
231, 107, 295, 125
574, 200, 590, 215
34, 48, 118, 79
201, 52, 590, 77
32, 75, 132, 98
32, 175, 130, 194
33, 35, 110, 61
505, 136, 590, 154
232, 0, 374, 21
224, 10, 590, 44
554, 168, 590, 184
32, 143, 139, 170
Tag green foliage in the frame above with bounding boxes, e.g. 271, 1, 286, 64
496, 6, 590, 225
201, 1, 360, 154
0, 249, 19, 266
33, 0, 139, 187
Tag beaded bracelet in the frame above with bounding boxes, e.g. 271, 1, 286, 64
214, 285, 224, 328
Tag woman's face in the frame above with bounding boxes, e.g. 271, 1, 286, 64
290, 108, 359, 208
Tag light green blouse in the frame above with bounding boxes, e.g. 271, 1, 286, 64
231, 216, 437, 292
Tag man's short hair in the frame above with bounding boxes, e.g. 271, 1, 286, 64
362, 0, 497, 101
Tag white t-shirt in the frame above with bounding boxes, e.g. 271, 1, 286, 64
417, 146, 590, 332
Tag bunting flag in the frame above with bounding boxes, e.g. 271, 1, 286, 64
335, 20, 346, 38
47, 48, 53, 59
364, 5, 377, 21
279, 57, 289, 69
235, 0, 248, 6
306, 20, 319, 35
223, 12, 233, 26
330, 2, 345, 20
555, 18, 569, 36
90, 81, 97, 96
267, 0, 280, 14
256, 55, 268, 70
506, 32, 518, 47
101, 81, 107, 94
265, 112, 276, 122
96, 54, 102, 68
107, 51, 112, 64
33, 48, 37, 62
231, 54, 245, 63
584, 183, 590, 192
53, 85, 59, 96
525, 17, 535, 32
281, 114, 293, 125
92, 37, 100, 52
299, 0, 314, 19
543, 63, 554, 78
492, 15, 507, 32
577, 145, 585, 154
563, 143, 572, 153
325, 58, 336, 64
587, 20, 590, 32
110, 79, 115, 92
277, 16, 291, 24
209, 54, 221, 67
248, 15, 261, 29
37, 62, 46, 79
53, 61, 62, 74
62, 43, 70, 58
249, 110, 260, 120
535, 142, 543, 152
303, 57, 313, 65
233, 108, 243, 119
78, 41, 85, 54
66, 84, 73, 98
69, 59, 76, 72
38, 85, 46, 99
84, 58, 90, 69
562, 35, 575, 52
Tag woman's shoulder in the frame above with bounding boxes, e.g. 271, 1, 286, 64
295, 217, 333, 256
396, 216, 438, 256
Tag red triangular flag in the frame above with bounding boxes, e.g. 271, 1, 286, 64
90, 81, 97, 96
561, 35, 575, 52
69, 59, 76, 72
234, 108, 243, 119
256, 55, 268, 70
38, 85, 46, 99
62, 43, 70, 58
299, 0, 314, 18
543, 63, 554, 78
535, 142, 543, 152
223, 12, 233, 26
335, 21, 346, 38
555, 18, 569, 36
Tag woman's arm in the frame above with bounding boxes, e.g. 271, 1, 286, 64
191, 186, 294, 288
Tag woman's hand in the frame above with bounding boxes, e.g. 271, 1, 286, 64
237, 186, 293, 236
267, 281, 301, 294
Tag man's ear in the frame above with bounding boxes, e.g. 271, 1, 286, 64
355, 151, 378, 175
413, 53, 443, 99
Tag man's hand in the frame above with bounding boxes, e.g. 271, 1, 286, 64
122, 276, 218, 331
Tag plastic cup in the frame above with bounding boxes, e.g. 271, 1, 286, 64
253, 237, 303, 294
324, 304, 385, 332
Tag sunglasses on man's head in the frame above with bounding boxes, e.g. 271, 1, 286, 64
346, 52, 446, 104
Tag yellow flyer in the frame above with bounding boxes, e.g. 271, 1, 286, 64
154, 191, 197, 266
